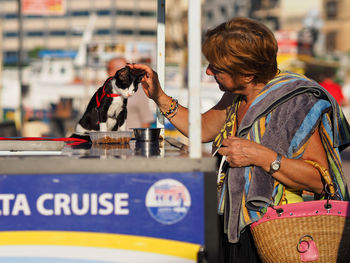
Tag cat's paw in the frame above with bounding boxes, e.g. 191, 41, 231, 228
99, 123, 107, 132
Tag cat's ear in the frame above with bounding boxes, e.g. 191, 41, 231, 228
133, 79, 139, 91
133, 74, 144, 90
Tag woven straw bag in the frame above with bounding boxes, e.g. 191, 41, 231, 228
250, 160, 350, 263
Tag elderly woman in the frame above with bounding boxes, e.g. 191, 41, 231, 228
128, 17, 350, 262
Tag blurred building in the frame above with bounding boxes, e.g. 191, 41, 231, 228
203, 0, 321, 40
322, 0, 350, 54
248, 0, 350, 57
165, 0, 188, 65
249, 0, 322, 31
203, 0, 251, 30
3, 0, 348, 75
248, 0, 350, 83
0, 0, 157, 65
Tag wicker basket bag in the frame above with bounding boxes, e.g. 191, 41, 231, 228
250, 161, 350, 263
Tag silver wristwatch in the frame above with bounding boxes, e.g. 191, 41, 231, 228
269, 153, 282, 174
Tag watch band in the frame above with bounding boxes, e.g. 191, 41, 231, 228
275, 153, 282, 163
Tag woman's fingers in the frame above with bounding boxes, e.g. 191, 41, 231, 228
128, 63, 157, 84
219, 137, 238, 154
127, 63, 164, 102
127, 63, 153, 75
218, 136, 256, 168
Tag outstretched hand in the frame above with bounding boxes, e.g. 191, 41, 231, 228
127, 63, 165, 102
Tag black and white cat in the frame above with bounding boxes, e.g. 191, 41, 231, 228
75, 66, 143, 134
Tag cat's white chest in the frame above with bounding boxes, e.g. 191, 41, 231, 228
102, 96, 124, 131
107, 96, 124, 117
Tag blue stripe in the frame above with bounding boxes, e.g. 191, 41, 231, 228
244, 167, 251, 194
272, 185, 278, 197
248, 209, 259, 221
265, 112, 271, 125
322, 113, 334, 143
337, 112, 348, 143
288, 100, 331, 157
252, 79, 300, 107
217, 183, 226, 214
252, 72, 313, 108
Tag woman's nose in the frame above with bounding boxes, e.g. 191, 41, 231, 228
206, 66, 214, 76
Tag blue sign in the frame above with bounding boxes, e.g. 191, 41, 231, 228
0, 172, 204, 245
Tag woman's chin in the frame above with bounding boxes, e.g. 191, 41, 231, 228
218, 85, 226, 92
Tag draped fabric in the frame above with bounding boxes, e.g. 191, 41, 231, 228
212, 71, 350, 243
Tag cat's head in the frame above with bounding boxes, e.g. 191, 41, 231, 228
112, 67, 144, 98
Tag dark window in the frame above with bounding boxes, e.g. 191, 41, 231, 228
234, 3, 239, 14
266, 16, 279, 31
72, 10, 89, 16
118, 29, 133, 35
116, 10, 133, 16
326, 31, 337, 51
139, 11, 156, 17
5, 51, 18, 56
27, 31, 44, 37
72, 30, 83, 36
326, 1, 337, 19
220, 6, 227, 16
139, 30, 156, 36
4, 31, 18, 37
251, 0, 262, 10
26, 15, 43, 18
206, 10, 213, 21
97, 10, 111, 16
5, 13, 17, 19
96, 29, 110, 35
268, 0, 279, 8
50, 31, 66, 36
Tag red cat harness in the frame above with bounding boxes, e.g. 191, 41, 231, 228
95, 77, 121, 108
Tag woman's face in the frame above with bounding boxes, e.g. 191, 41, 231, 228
206, 64, 242, 93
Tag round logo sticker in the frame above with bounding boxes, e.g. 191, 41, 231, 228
145, 179, 191, 225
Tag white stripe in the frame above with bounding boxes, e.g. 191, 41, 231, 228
0, 246, 195, 263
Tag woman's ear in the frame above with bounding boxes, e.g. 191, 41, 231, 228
243, 75, 255, 83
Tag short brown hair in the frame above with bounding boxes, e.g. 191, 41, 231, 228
202, 17, 278, 84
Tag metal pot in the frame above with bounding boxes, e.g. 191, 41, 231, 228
135, 140, 160, 158
132, 128, 161, 142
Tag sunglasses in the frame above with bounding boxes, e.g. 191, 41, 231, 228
208, 64, 226, 74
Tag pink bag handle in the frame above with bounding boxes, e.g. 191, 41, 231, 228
304, 160, 336, 197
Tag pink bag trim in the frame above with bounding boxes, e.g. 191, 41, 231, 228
250, 200, 350, 229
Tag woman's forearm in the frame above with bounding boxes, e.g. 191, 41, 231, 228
155, 94, 227, 143
253, 148, 324, 193
219, 136, 325, 194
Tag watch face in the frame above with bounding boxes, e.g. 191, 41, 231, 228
272, 163, 280, 171
270, 154, 282, 174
